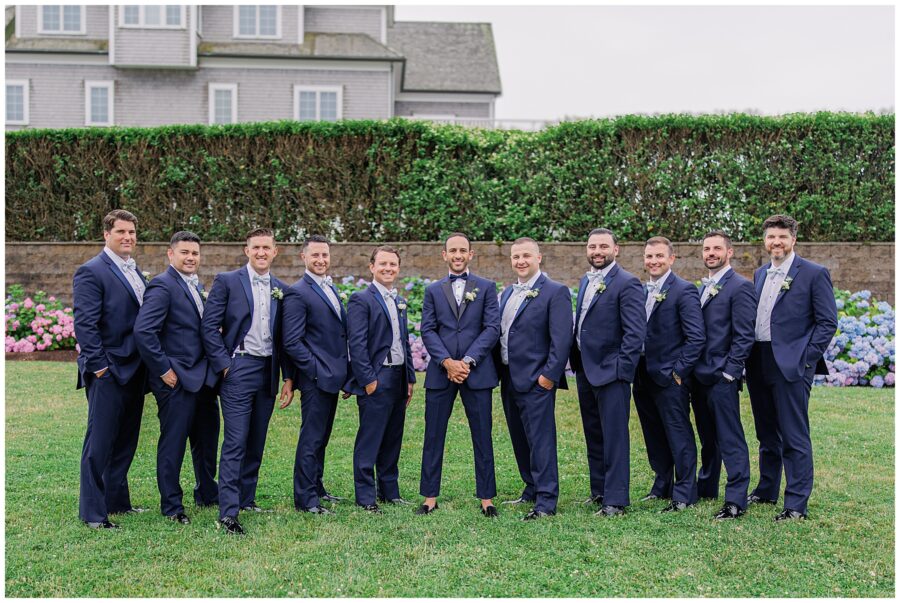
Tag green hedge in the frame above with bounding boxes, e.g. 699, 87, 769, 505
5, 113, 894, 242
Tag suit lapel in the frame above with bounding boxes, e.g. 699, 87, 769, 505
773, 257, 802, 310
268, 277, 279, 336
513, 274, 545, 325
305, 273, 342, 321
755, 263, 768, 298
648, 272, 674, 320
575, 276, 588, 319
332, 284, 348, 326
586, 265, 617, 316
702, 268, 733, 309
239, 268, 254, 315
101, 252, 140, 306
370, 284, 392, 323
457, 276, 478, 320
169, 266, 201, 318
499, 285, 514, 315
440, 277, 460, 320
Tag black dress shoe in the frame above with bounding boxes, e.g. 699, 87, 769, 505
166, 512, 191, 525
240, 503, 270, 513
522, 510, 555, 521
774, 508, 807, 522
84, 519, 119, 529
580, 495, 603, 506
660, 501, 691, 513
359, 503, 383, 514
747, 493, 777, 505
320, 493, 344, 503
501, 497, 534, 505
595, 505, 625, 517
481, 505, 499, 518
414, 503, 438, 515
111, 506, 147, 515
713, 503, 745, 520
379, 497, 412, 505
297, 505, 335, 515
218, 516, 244, 535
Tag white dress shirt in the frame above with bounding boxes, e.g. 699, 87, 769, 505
500, 271, 542, 365
577, 261, 616, 350
104, 246, 145, 305
241, 264, 273, 357
755, 252, 796, 342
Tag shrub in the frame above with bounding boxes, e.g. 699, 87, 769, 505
5, 285, 77, 352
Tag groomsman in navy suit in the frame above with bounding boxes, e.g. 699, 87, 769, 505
417, 233, 501, 517
345, 246, 416, 513
569, 228, 645, 517
135, 231, 220, 525
688, 230, 756, 520
201, 228, 294, 535
495, 237, 573, 520
74, 209, 149, 529
282, 235, 349, 515
633, 236, 705, 512
746, 215, 837, 521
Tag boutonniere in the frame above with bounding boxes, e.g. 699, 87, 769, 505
525, 289, 539, 299
653, 290, 668, 303
397, 301, 407, 311
595, 280, 607, 294
464, 288, 479, 302
201, 290, 209, 300
271, 287, 283, 300
707, 283, 723, 298
142, 271, 151, 283
339, 291, 348, 301
781, 277, 793, 292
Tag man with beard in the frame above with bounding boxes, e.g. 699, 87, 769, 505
746, 215, 837, 521
569, 228, 645, 517
688, 230, 756, 520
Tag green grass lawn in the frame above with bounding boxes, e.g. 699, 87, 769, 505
5, 361, 894, 597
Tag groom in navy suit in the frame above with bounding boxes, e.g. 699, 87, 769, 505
74, 209, 149, 529
282, 235, 350, 515
746, 215, 837, 521
417, 233, 501, 517
688, 230, 756, 520
345, 245, 416, 513
496, 237, 573, 520
135, 231, 220, 525
201, 228, 294, 535
632, 236, 705, 512
569, 228, 645, 517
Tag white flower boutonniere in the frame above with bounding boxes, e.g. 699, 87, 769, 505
781, 277, 793, 292
654, 290, 668, 303
142, 271, 151, 283
708, 283, 723, 298
397, 302, 407, 311
464, 288, 479, 303
525, 289, 540, 299
201, 290, 209, 300
339, 291, 348, 301
595, 280, 607, 294
271, 287, 284, 300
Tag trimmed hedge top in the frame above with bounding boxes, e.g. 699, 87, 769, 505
5, 113, 894, 242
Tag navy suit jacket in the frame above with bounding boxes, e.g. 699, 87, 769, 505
495, 273, 573, 393
754, 255, 837, 382
134, 266, 217, 393
694, 268, 757, 386
200, 267, 290, 397
420, 274, 501, 390
282, 273, 350, 394
73, 251, 146, 388
344, 284, 416, 396
644, 272, 706, 387
570, 263, 646, 386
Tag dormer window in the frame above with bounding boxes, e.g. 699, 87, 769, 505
234, 5, 281, 39
120, 5, 186, 29
38, 5, 86, 35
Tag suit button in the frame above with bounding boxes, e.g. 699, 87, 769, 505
457, 329, 462, 333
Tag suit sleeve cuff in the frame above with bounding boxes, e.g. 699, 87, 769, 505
462, 356, 476, 367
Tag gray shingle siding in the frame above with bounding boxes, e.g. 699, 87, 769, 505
200, 5, 300, 44
16, 5, 109, 39
6, 62, 390, 128
305, 6, 383, 42
114, 9, 192, 67
395, 101, 491, 118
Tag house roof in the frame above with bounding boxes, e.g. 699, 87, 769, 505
386, 21, 501, 94
198, 32, 402, 60
6, 36, 107, 53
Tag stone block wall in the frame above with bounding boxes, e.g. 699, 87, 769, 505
6, 241, 894, 305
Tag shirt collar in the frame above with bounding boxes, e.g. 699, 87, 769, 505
772, 252, 796, 275
649, 269, 671, 287
372, 280, 395, 297
707, 265, 732, 284
246, 264, 270, 281
171, 265, 198, 283
103, 246, 130, 269
306, 271, 328, 287
590, 261, 616, 279
517, 271, 542, 289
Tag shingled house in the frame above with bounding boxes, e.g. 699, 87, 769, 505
5, 5, 501, 129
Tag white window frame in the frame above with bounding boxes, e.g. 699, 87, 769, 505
293, 85, 343, 122
84, 80, 114, 127
118, 5, 187, 29
233, 5, 282, 39
208, 83, 238, 125
6, 79, 30, 126
38, 5, 86, 35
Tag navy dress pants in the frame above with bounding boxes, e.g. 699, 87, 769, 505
293, 382, 339, 509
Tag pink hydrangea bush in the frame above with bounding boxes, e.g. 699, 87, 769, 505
5, 285, 77, 352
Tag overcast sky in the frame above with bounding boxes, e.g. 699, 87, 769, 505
394, 4, 895, 121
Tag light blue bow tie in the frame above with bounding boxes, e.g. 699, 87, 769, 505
253, 274, 270, 286
766, 267, 784, 277
123, 258, 136, 271
186, 274, 200, 288
383, 289, 398, 300
645, 281, 659, 292
322, 275, 333, 288
586, 272, 604, 282
701, 277, 715, 287
513, 283, 531, 294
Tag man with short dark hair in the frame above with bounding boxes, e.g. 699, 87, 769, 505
74, 209, 149, 529
282, 235, 350, 515
688, 230, 756, 520
135, 230, 220, 525
746, 215, 837, 521
201, 228, 294, 535
570, 228, 645, 517
417, 233, 501, 517
633, 236, 705, 512
345, 245, 416, 513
